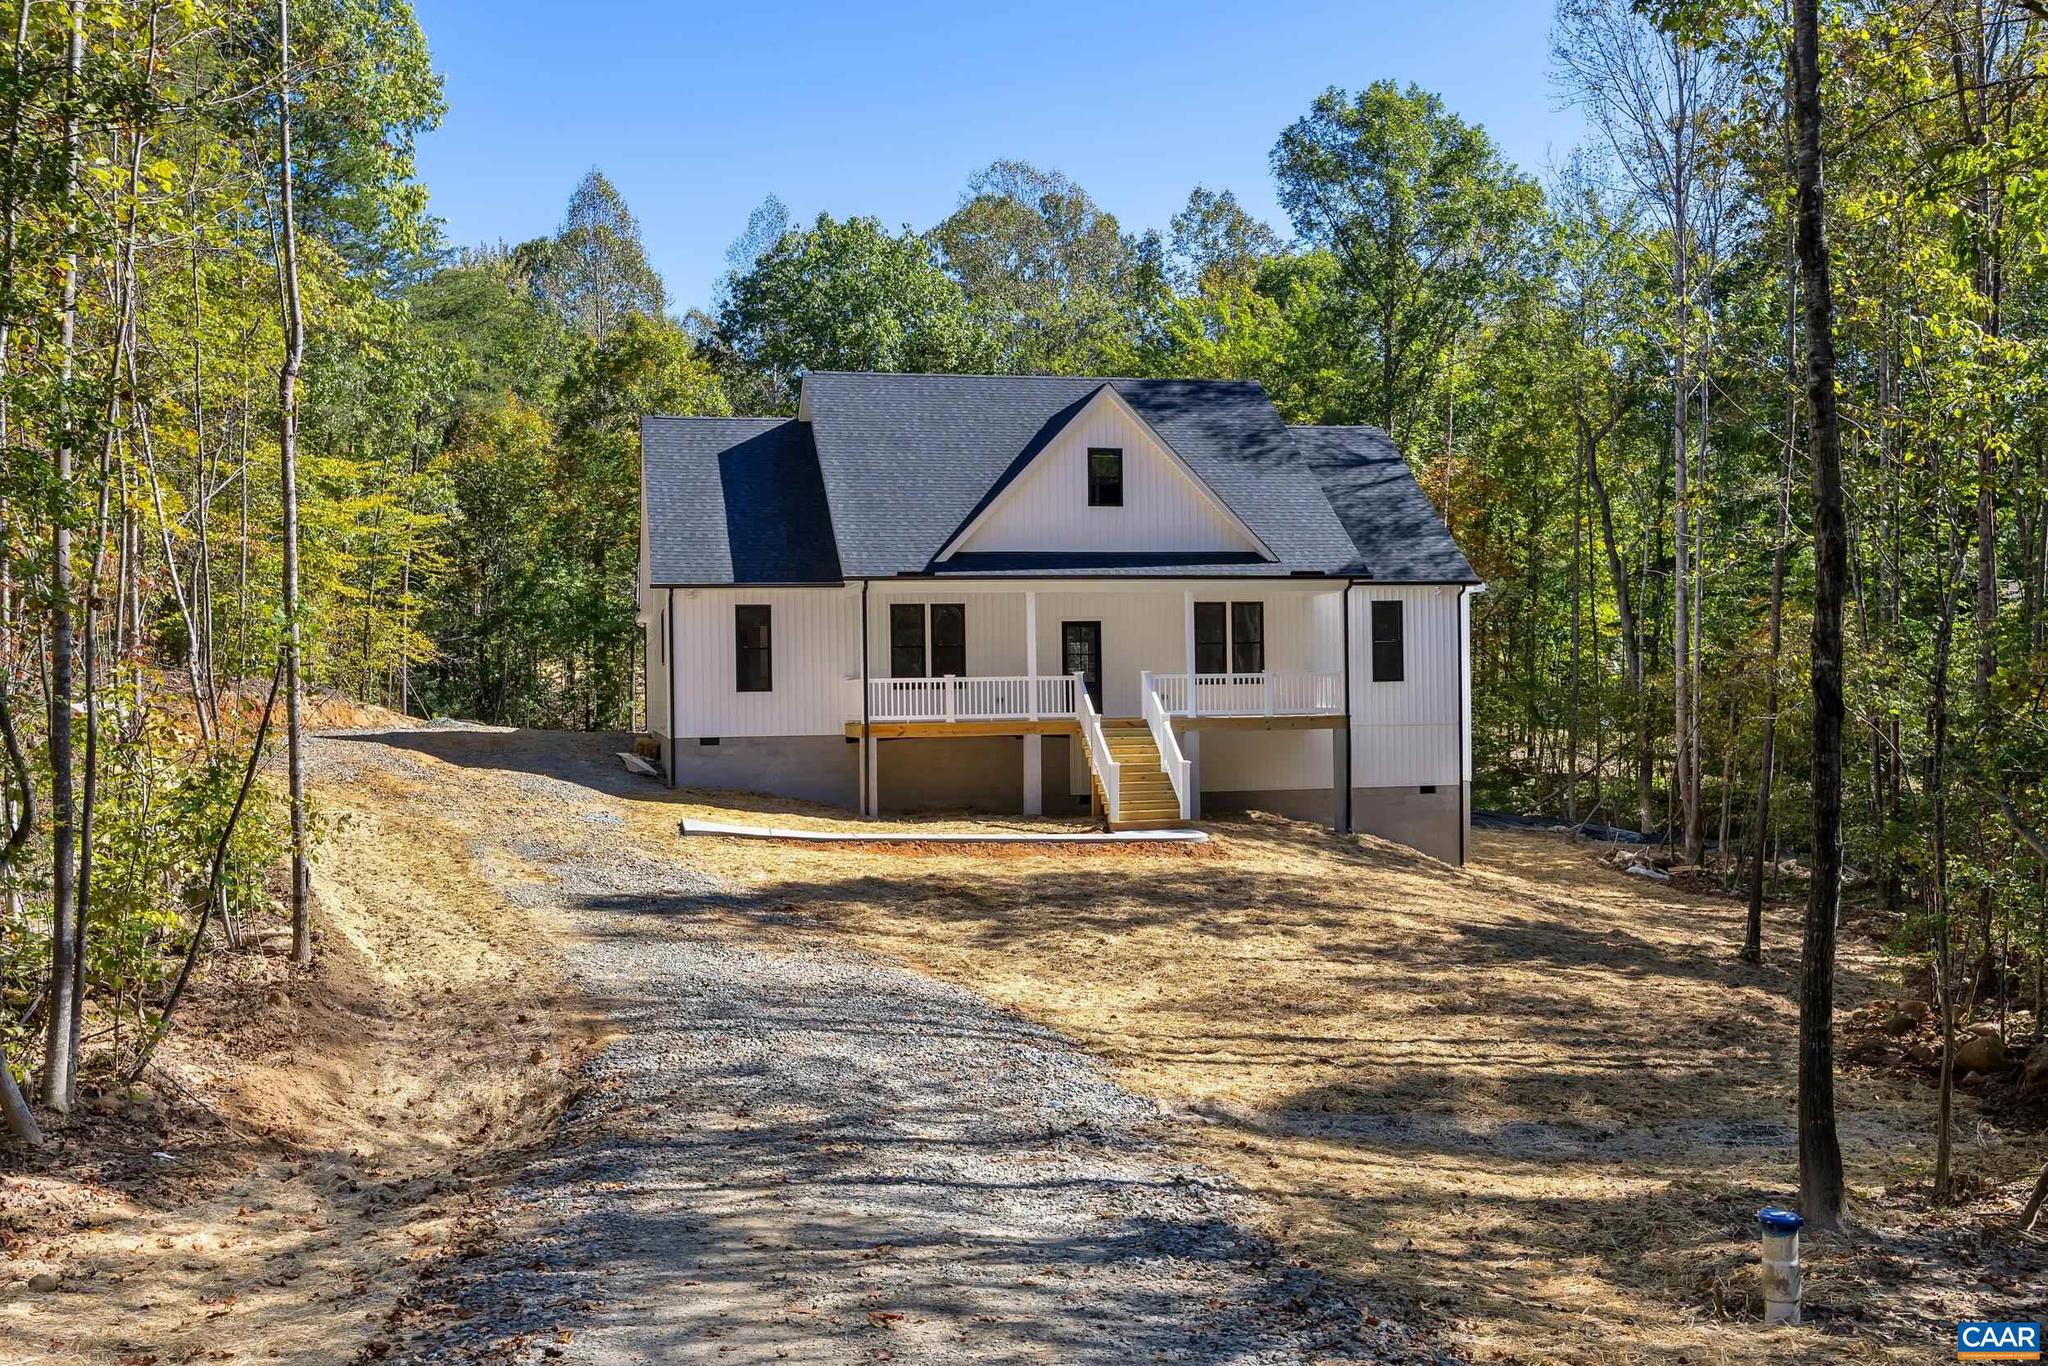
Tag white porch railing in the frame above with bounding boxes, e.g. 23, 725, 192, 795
1151, 669, 1343, 718
1139, 671, 1192, 820
1075, 670, 1120, 824
868, 674, 1078, 723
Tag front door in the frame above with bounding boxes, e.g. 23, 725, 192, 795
1062, 621, 1103, 711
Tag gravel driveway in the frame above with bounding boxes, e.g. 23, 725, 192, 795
330, 728, 1426, 1365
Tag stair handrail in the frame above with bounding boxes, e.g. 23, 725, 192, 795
1074, 670, 1120, 824
1140, 670, 1192, 821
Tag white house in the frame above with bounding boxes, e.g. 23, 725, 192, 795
638, 372, 1479, 862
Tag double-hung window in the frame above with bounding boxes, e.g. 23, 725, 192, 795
1087, 447, 1123, 507
735, 605, 772, 692
889, 602, 967, 677
1193, 601, 1264, 674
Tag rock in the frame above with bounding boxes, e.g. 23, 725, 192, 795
2021, 1045, 2048, 1092
1966, 1020, 2003, 1040
631, 734, 662, 760
527, 1047, 547, 1066
1954, 1031, 2007, 1074
1906, 1042, 1939, 1067
1880, 1011, 1919, 1037
1847, 1034, 1893, 1064
1625, 864, 1671, 883
267, 990, 289, 1008
26, 1272, 59, 1292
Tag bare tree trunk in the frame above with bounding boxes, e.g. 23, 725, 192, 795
1792, 0, 1848, 1230
276, 0, 313, 965
41, 0, 85, 1115
1746, 157, 1799, 964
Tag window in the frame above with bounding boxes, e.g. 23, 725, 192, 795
1194, 601, 1263, 674
1371, 599, 1405, 682
1193, 602, 1228, 674
1230, 602, 1265, 674
735, 605, 772, 692
1087, 447, 1123, 507
889, 602, 967, 677
889, 603, 926, 679
930, 603, 966, 677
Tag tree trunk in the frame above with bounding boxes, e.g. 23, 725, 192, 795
277, 0, 313, 965
41, 0, 85, 1115
1792, 0, 1848, 1231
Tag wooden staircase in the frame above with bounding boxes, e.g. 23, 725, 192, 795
1091, 721, 1188, 831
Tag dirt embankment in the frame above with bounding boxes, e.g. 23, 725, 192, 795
2, 730, 588, 1366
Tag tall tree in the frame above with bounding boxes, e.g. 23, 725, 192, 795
1270, 81, 1540, 439
277, 0, 312, 966
529, 169, 666, 341
1792, 0, 1848, 1231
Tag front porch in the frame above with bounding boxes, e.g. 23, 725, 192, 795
851, 582, 1349, 829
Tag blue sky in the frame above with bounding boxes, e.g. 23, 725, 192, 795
411, 0, 1586, 313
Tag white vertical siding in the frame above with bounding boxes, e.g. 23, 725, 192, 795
648, 592, 672, 739
948, 391, 1262, 556
1347, 584, 1465, 787
673, 587, 859, 737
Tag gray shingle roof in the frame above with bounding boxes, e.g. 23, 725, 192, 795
639, 417, 842, 585
800, 373, 1360, 577
1290, 425, 1479, 583
640, 375, 1476, 586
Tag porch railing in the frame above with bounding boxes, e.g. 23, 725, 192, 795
1075, 671, 1120, 824
1151, 669, 1344, 718
1139, 671, 1192, 820
867, 673, 1078, 723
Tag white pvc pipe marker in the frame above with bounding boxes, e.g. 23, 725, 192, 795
1758, 1207, 1804, 1324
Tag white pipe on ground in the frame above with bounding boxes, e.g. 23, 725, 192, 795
1758, 1207, 1803, 1324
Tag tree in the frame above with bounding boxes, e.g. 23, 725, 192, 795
529, 170, 666, 341
1791, 0, 1847, 1231
718, 213, 992, 403
931, 160, 1151, 374
1167, 186, 1281, 291
1270, 82, 1541, 439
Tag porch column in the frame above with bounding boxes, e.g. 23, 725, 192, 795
1025, 590, 1039, 717
865, 733, 880, 819
1183, 727, 1201, 820
1331, 724, 1352, 833
1022, 734, 1043, 815
1183, 589, 1197, 717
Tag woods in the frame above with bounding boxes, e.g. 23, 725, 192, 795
3, 0, 2047, 1245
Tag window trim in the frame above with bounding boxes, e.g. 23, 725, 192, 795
887, 601, 967, 678
1086, 446, 1124, 507
889, 602, 927, 680
735, 604, 773, 692
1193, 600, 1264, 676
1370, 599, 1405, 683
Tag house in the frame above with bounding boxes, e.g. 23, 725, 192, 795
637, 372, 1480, 862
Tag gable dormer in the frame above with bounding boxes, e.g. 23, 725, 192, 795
938, 384, 1270, 560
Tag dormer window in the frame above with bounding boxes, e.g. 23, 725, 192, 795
1087, 447, 1123, 507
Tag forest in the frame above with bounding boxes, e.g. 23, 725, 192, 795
2, 0, 2047, 1228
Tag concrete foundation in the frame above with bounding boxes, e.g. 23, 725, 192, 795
1351, 783, 1467, 864
668, 734, 859, 809
1202, 787, 1341, 826
877, 737, 1024, 814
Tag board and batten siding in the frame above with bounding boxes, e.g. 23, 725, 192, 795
1347, 584, 1465, 788
865, 589, 1029, 678
947, 390, 1262, 557
670, 587, 859, 738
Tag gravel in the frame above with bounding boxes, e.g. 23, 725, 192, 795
329, 729, 1431, 1365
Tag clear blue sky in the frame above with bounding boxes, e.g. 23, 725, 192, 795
411, 0, 1585, 314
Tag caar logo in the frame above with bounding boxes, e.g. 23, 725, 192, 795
1959, 1321, 2042, 1360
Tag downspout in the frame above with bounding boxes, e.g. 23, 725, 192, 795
859, 579, 871, 816
1341, 580, 1354, 835
667, 587, 679, 789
